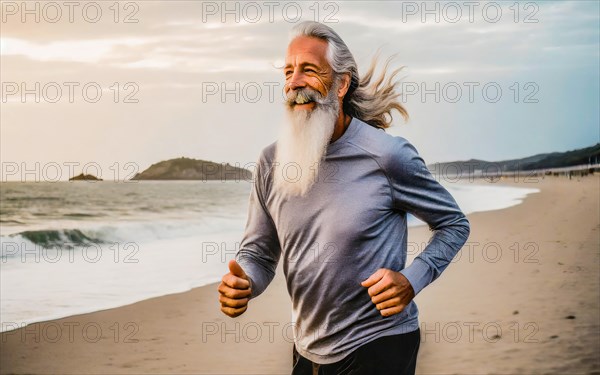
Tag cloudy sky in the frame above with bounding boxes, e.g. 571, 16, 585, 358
1, 0, 598, 181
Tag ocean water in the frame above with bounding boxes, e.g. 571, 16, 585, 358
0, 180, 538, 332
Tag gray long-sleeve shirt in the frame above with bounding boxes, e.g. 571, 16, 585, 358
236, 116, 470, 364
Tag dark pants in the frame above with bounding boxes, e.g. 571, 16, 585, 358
292, 328, 421, 375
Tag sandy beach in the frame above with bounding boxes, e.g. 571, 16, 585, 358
1, 175, 598, 374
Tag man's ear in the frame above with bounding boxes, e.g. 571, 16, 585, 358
337, 73, 351, 99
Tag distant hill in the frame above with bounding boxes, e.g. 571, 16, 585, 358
131, 157, 252, 181
69, 173, 103, 181
428, 143, 600, 172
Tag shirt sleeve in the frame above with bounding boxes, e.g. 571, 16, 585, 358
384, 137, 471, 295
235, 150, 282, 299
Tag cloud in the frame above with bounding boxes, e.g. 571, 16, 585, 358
1, 37, 154, 63
0, 0, 598, 171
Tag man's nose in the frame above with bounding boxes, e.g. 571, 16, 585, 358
287, 71, 307, 91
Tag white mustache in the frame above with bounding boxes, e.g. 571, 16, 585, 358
286, 88, 323, 107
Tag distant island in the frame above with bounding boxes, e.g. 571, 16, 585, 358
69, 173, 103, 181
122, 144, 600, 182
428, 143, 600, 175
131, 157, 253, 181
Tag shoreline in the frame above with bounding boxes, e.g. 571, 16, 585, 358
1, 175, 598, 374
0, 180, 538, 333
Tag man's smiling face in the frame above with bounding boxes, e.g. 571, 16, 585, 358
284, 36, 334, 112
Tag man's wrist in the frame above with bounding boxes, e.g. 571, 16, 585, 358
246, 275, 255, 299
399, 258, 433, 296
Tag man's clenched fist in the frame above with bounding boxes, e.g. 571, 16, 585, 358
218, 259, 252, 317
361, 268, 415, 317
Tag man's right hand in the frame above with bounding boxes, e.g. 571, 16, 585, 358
218, 259, 252, 317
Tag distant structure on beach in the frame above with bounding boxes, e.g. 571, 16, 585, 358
427, 143, 600, 179
69, 173, 103, 181
131, 157, 253, 181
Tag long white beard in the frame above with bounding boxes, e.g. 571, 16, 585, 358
273, 85, 340, 198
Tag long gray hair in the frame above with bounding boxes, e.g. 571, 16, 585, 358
289, 21, 409, 129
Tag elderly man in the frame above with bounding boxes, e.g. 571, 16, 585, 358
218, 21, 470, 374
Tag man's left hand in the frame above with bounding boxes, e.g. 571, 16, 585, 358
361, 269, 415, 317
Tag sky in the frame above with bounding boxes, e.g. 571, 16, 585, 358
1, 0, 598, 181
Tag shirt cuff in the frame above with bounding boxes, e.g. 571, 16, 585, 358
400, 257, 434, 295
235, 256, 266, 300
